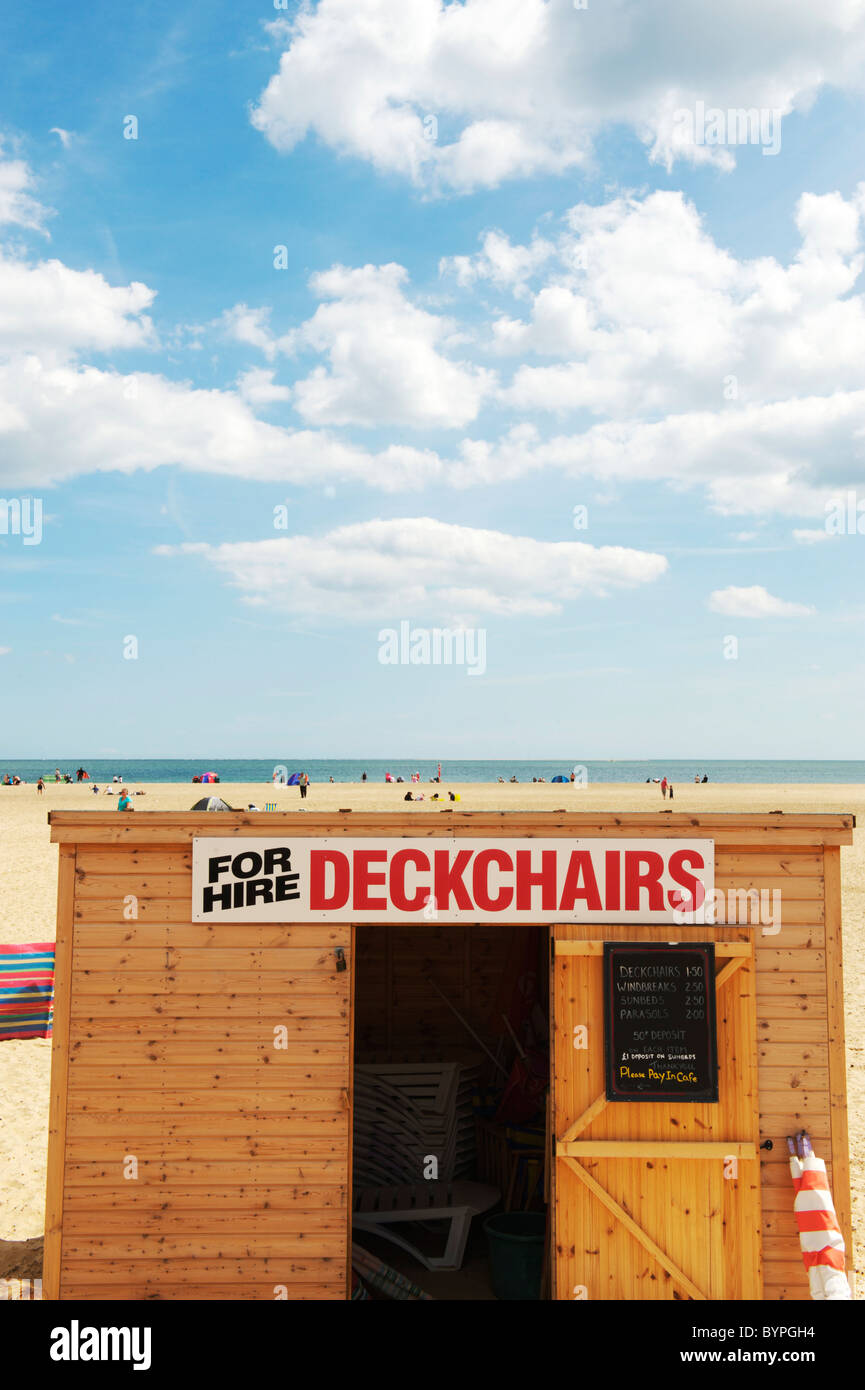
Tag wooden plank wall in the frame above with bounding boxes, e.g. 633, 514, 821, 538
52, 844, 353, 1300
752, 844, 850, 1300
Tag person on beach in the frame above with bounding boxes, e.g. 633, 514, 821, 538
661, 776, 668, 798
361, 772, 367, 782
669, 783, 674, 800
117, 787, 134, 812
36, 777, 44, 796
299, 772, 309, 800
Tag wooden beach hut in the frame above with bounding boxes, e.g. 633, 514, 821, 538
44, 808, 854, 1301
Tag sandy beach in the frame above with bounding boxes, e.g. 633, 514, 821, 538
1, 777, 862, 1294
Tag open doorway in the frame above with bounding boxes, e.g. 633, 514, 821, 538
351, 922, 551, 1301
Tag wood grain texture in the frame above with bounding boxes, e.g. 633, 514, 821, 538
552, 920, 763, 1300
42, 845, 76, 1300
53, 844, 353, 1301
48, 809, 856, 847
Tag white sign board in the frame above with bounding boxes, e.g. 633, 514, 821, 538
191, 837, 714, 925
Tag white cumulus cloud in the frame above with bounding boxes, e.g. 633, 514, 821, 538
235, 367, 292, 406
4, 152, 865, 529
442, 230, 556, 298
792, 528, 832, 543
251, 0, 865, 193
291, 263, 494, 428
482, 188, 865, 415
157, 518, 668, 623
0, 356, 442, 491
0, 141, 51, 231
225, 263, 495, 429
220, 303, 294, 361
707, 585, 815, 618
0, 253, 156, 360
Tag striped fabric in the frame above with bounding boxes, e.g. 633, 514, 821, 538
0, 943, 55, 1040
789, 1149, 851, 1300
0, 1278, 42, 1300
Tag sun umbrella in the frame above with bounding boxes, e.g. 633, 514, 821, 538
786, 1130, 851, 1300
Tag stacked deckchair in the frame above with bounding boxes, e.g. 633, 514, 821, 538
352, 1061, 498, 1270
0, 944, 54, 1040
353, 1062, 479, 1185
351, 1244, 433, 1300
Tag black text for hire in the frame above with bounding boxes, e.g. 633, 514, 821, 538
202, 847, 300, 912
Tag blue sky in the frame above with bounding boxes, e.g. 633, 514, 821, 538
1, 0, 865, 758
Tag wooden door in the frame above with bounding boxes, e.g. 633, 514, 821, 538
51, 855, 355, 1300
551, 926, 763, 1301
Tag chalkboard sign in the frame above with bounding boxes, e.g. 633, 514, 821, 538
604, 942, 718, 1103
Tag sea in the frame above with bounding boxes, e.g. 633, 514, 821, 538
2, 758, 864, 785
